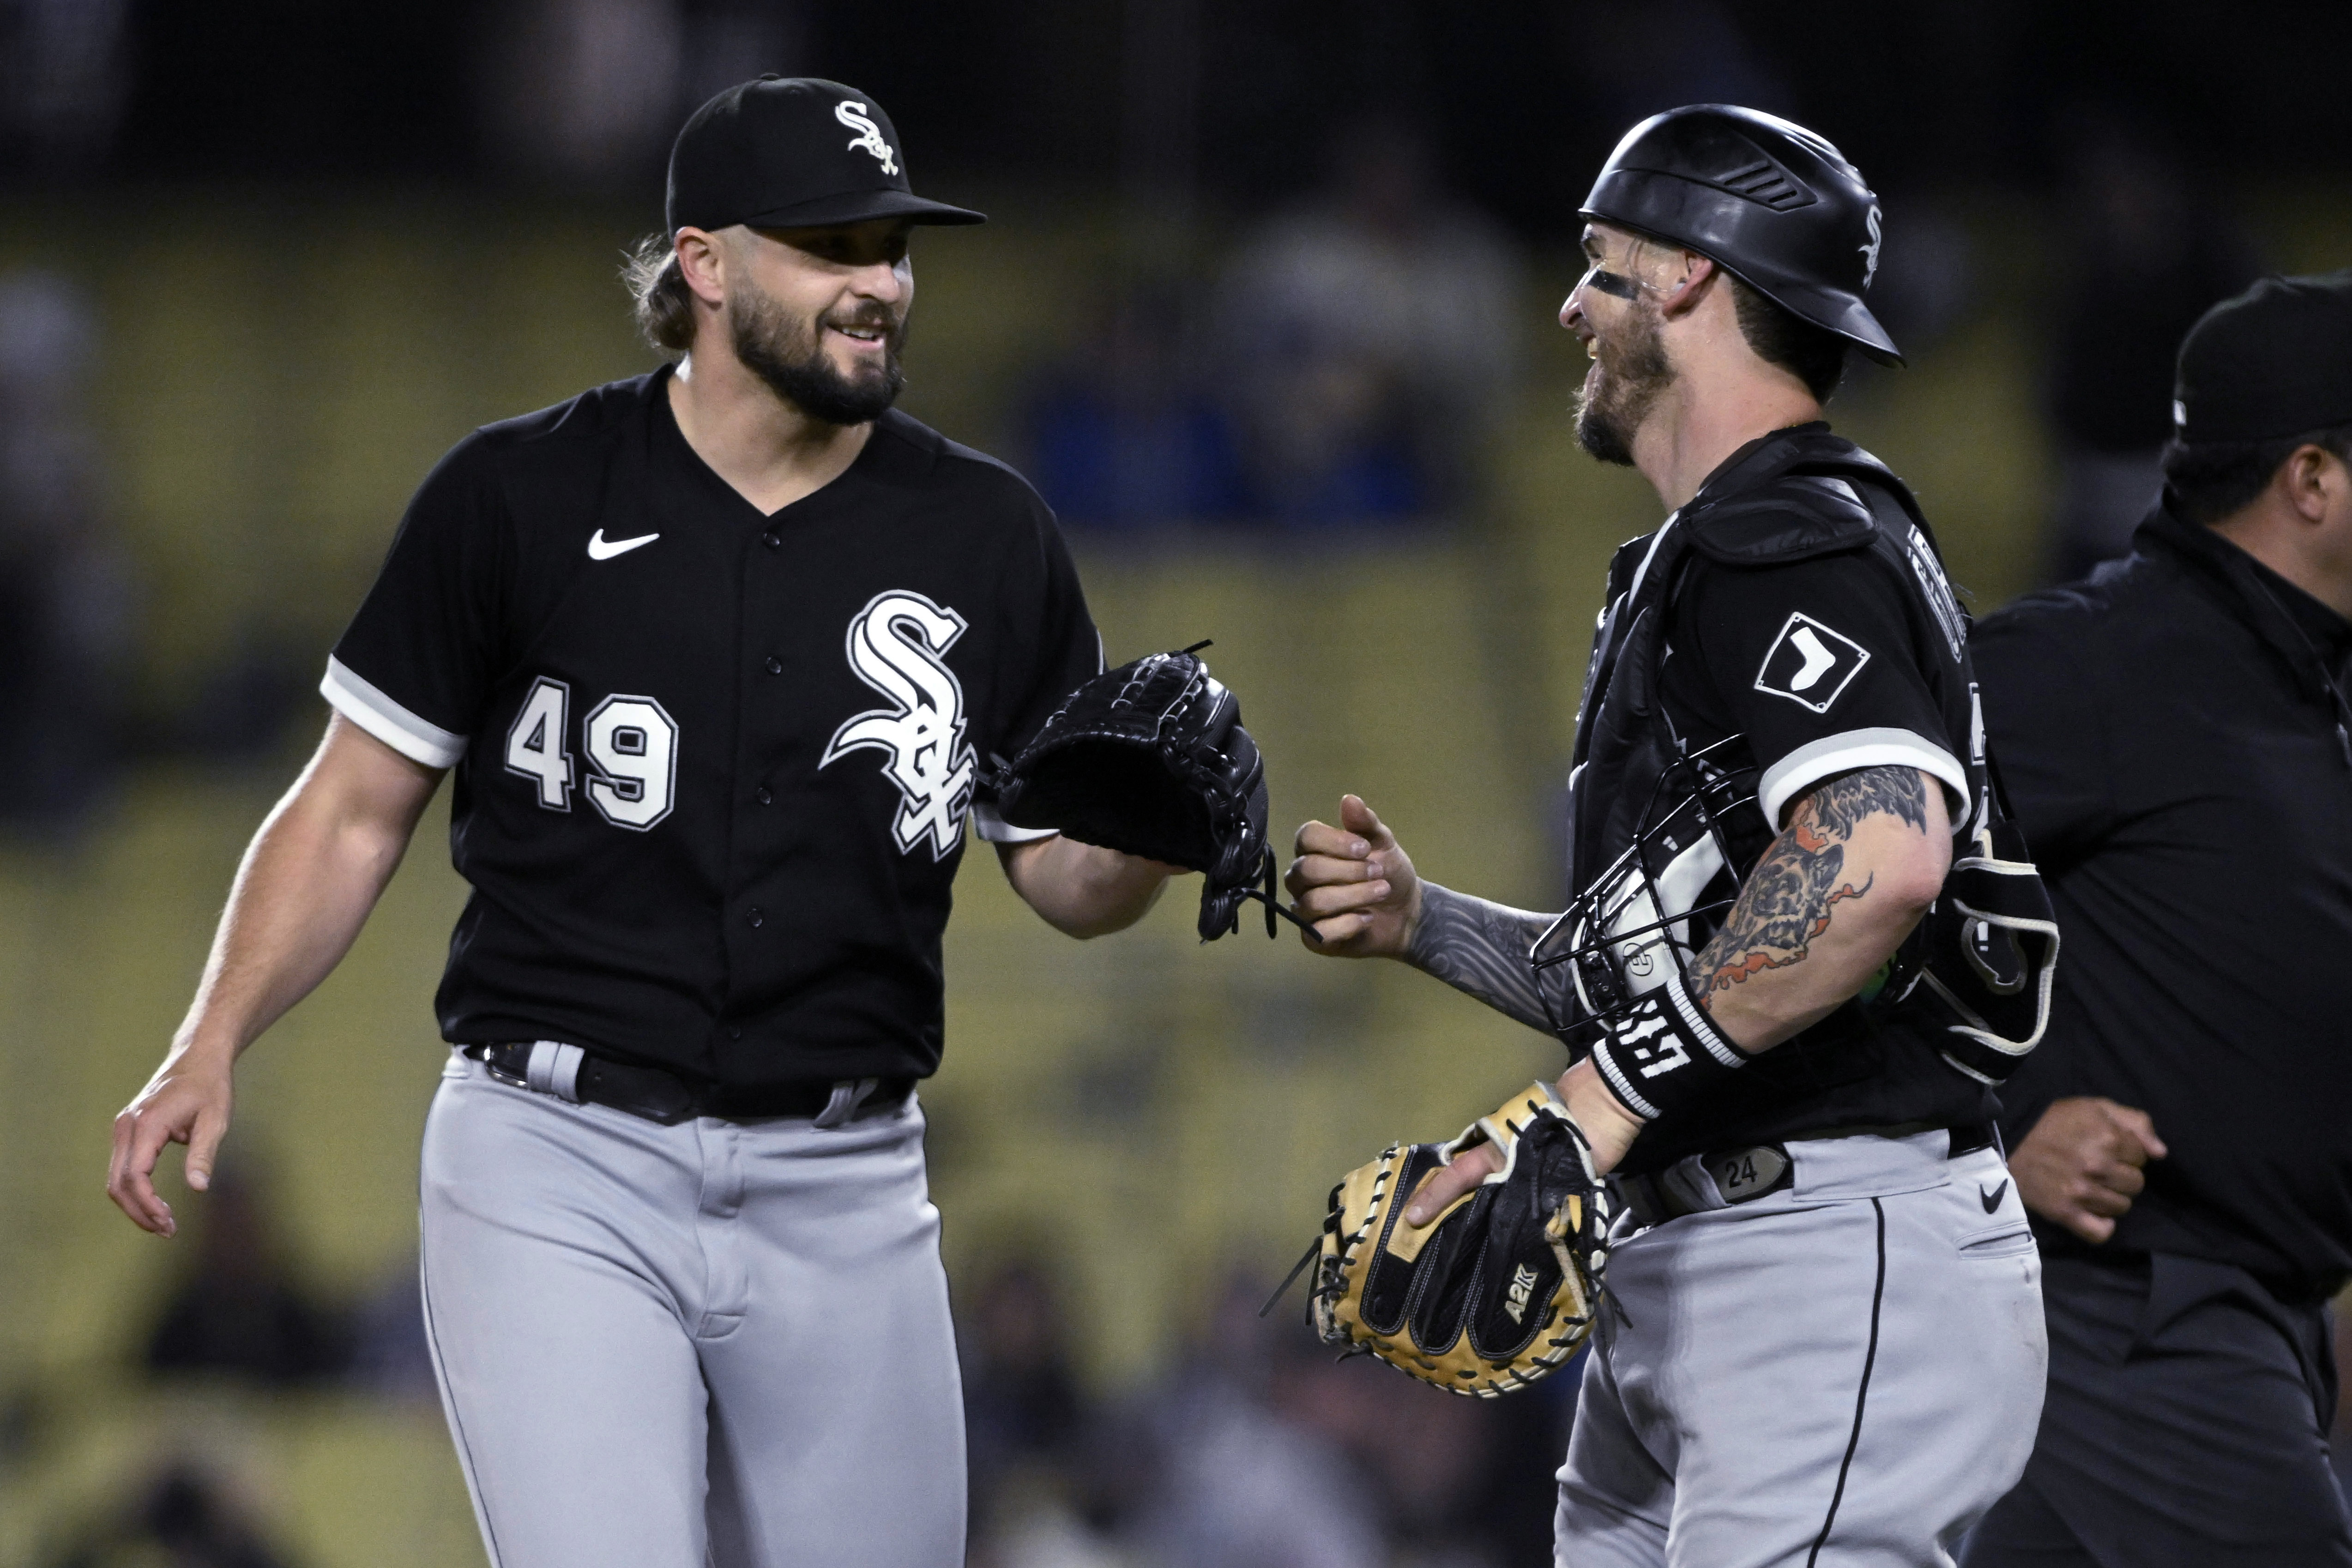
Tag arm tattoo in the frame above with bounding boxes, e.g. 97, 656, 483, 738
1405, 883, 1561, 1033
1689, 766, 1929, 1004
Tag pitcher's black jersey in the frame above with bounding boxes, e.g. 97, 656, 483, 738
324, 368, 1100, 1086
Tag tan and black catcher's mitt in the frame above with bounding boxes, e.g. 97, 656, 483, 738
991, 642, 1311, 941
1298, 1082, 1613, 1396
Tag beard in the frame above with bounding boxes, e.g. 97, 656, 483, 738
1573, 298, 1674, 467
729, 281, 907, 426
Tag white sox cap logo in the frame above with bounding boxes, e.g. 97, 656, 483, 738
1753, 612, 1870, 715
834, 100, 899, 175
821, 590, 975, 860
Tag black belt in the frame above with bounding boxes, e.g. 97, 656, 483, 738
1613, 1121, 1999, 1227
464, 1042, 914, 1127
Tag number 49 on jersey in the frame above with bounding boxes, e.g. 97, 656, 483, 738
504, 675, 679, 830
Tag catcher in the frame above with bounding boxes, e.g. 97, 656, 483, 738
1285, 107, 2053, 1566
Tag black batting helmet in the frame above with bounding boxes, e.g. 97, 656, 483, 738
1580, 105, 1901, 367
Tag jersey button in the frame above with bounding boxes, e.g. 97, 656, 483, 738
747, 905, 765, 929
761, 531, 781, 549
754, 785, 773, 806
763, 655, 783, 675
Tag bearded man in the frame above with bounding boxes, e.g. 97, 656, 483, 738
1284, 106, 2050, 1566
106, 77, 1176, 1568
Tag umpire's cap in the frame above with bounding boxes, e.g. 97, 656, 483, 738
2173, 270, 2352, 444
1581, 105, 1901, 367
667, 76, 985, 235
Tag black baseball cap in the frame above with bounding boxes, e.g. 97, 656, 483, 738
665, 76, 985, 235
2173, 269, 2352, 444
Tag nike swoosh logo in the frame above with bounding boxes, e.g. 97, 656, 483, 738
1979, 1180, 2009, 1214
587, 529, 660, 561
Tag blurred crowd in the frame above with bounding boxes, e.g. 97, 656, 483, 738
1025, 120, 1524, 533
2040, 112, 2262, 581
24, 1156, 1574, 1568
0, 0, 2296, 842
958, 1258, 1570, 1568
30, 1145, 2352, 1567
0, 269, 134, 840
2, 4, 2343, 1564
0, 106, 2272, 845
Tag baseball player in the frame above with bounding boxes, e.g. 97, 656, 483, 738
1286, 107, 2049, 1565
105, 77, 1176, 1568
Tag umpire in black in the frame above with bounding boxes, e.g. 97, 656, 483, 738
1962, 271, 2352, 1566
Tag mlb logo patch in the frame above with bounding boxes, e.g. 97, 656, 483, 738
1753, 613, 1870, 714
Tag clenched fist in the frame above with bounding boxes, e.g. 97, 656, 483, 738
2011, 1096, 2167, 1244
1285, 795, 1422, 957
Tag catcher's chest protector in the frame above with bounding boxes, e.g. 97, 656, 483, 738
1555, 427, 2057, 1086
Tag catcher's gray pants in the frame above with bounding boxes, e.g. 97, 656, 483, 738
1556, 1130, 2046, 1568
418, 1050, 964, 1568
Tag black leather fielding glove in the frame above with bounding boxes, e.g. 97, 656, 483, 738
991, 643, 1309, 941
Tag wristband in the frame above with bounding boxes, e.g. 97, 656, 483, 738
1586, 970, 1754, 1122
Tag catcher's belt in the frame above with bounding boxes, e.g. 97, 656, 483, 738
1609, 1119, 1998, 1227
1288, 1082, 1614, 1397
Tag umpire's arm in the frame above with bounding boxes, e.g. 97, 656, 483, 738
108, 715, 442, 1236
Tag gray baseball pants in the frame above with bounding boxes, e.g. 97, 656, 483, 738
1556, 1131, 2047, 1568
417, 1050, 965, 1568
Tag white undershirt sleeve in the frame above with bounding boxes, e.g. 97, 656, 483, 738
971, 801, 1058, 844
1757, 726, 1967, 828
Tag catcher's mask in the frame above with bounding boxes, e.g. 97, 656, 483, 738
1530, 733, 2060, 1086
1531, 735, 1759, 1051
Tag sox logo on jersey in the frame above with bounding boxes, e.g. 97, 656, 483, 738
822, 590, 976, 860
